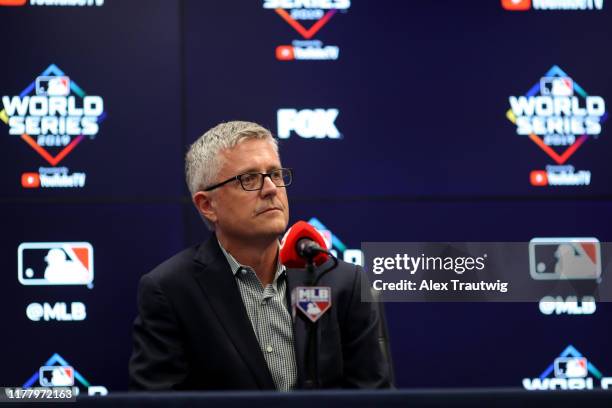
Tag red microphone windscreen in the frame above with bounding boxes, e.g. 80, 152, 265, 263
280, 221, 329, 268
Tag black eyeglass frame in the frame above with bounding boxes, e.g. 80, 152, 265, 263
203, 168, 293, 192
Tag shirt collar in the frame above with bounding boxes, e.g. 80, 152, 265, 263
217, 239, 286, 282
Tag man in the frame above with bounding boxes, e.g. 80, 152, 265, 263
129, 121, 392, 390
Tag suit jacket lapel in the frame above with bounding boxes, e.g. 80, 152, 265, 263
192, 237, 275, 390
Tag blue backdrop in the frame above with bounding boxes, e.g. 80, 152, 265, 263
1, 0, 610, 392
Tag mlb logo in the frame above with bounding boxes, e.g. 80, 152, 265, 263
529, 238, 601, 280
554, 357, 588, 378
18, 242, 94, 287
294, 286, 331, 323
540, 76, 574, 97
36, 76, 71, 96
276, 45, 295, 61
39, 366, 74, 387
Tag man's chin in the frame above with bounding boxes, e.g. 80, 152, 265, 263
272, 219, 289, 235
243, 210, 286, 235
259, 217, 288, 238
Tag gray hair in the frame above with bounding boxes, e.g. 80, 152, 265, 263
185, 121, 278, 228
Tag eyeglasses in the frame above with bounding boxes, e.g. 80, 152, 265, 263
204, 168, 293, 192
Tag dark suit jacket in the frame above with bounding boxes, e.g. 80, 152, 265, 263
129, 236, 392, 390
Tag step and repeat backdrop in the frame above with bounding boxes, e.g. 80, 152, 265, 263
1, 0, 611, 393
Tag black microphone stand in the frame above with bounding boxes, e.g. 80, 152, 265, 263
302, 252, 338, 390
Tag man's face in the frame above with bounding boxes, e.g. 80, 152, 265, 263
205, 138, 289, 243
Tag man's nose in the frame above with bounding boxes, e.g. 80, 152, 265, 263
259, 175, 278, 197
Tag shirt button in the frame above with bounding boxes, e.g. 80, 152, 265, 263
240, 268, 248, 276
266, 345, 273, 353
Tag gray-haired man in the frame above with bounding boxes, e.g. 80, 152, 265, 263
129, 121, 392, 390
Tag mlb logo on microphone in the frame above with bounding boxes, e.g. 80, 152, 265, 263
295, 287, 331, 323
36, 76, 70, 96
18, 242, 94, 288
39, 366, 74, 387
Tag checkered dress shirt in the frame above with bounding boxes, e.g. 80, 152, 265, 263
218, 242, 298, 391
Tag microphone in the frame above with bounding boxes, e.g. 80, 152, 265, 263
296, 238, 327, 259
280, 221, 330, 268
281, 221, 337, 391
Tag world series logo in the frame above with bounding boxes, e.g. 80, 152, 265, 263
23, 353, 107, 396
1, 64, 106, 189
523, 345, 612, 390
506, 65, 607, 187
263, 0, 350, 61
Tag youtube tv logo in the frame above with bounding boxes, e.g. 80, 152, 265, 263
276, 45, 294, 61
21, 172, 40, 188
530, 170, 548, 186
501, 0, 531, 10
1, 0, 103, 7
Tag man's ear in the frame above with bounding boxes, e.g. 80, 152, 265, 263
193, 191, 217, 225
